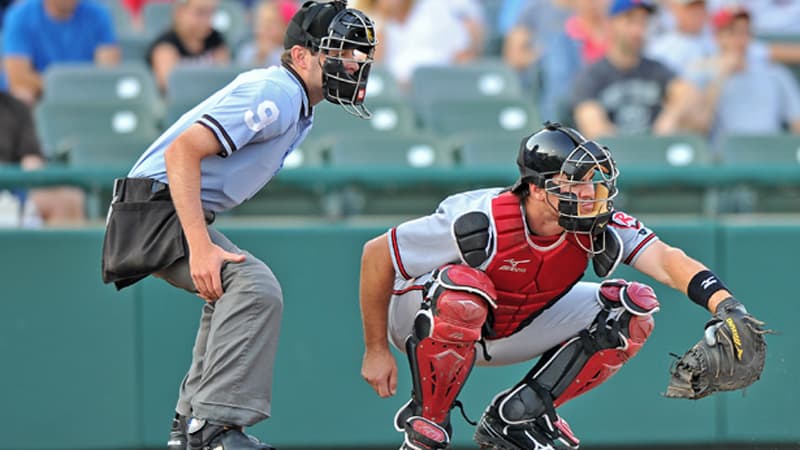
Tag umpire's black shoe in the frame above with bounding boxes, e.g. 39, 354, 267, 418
187, 417, 276, 450
167, 413, 188, 450
473, 404, 579, 450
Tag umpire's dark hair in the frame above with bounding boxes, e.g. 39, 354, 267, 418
280, 49, 294, 66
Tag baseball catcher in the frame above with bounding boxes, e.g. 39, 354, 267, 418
665, 296, 770, 400
358, 121, 772, 450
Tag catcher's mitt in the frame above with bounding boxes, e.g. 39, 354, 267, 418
665, 297, 770, 400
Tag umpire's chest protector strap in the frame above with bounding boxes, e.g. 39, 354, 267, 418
101, 177, 213, 291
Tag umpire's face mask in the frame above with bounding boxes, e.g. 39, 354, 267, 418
318, 8, 377, 119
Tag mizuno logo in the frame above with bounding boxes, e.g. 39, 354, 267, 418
499, 258, 530, 273
726, 317, 744, 360
700, 276, 717, 290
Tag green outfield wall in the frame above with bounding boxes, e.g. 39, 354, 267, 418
0, 220, 797, 449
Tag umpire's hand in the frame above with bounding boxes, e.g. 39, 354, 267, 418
190, 242, 246, 302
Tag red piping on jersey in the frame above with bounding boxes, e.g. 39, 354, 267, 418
624, 233, 656, 265
391, 227, 412, 280
392, 285, 425, 295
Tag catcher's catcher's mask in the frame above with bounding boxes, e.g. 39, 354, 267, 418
513, 122, 619, 254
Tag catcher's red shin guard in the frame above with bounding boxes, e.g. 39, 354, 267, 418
554, 279, 658, 405
492, 280, 658, 441
400, 265, 495, 430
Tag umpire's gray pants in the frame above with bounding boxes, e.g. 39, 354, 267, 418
155, 227, 283, 427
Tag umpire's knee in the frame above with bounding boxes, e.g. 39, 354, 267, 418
223, 254, 283, 314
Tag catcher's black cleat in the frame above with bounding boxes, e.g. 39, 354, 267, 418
473, 403, 579, 450
167, 413, 188, 450
186, 417, 276, 450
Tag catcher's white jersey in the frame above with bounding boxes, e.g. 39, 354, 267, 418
387, 188, 659, 284
386, 188, 661, 365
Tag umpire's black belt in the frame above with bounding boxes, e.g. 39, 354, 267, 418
101, 177, 213, 290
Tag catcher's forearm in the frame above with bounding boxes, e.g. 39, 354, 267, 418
655, 245, 733, 313
359, 234, 396, 351
687, 270, 732, 313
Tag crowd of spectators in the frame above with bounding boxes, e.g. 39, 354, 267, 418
0, 0, 798, 226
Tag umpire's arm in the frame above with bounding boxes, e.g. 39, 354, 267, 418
164, 123, 243, 301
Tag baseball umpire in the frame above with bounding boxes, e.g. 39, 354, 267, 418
358, 122, 769, 450
101, 2, 377, 449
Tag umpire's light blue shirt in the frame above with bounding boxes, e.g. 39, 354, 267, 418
129, 65, 314, 212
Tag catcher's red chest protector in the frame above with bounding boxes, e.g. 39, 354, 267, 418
486, 193, 590, 338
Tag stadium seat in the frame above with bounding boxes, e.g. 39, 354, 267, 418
67, 135, 153, 168
409, 61, 523, 114
327, 133, 456, 216
164, 65, 243, 124
142, 1, 248, 46
306, 98, 416, 144
328, 133, 450, 168
230, 139, 329, 217
364, 65, 401, 100
141, 2, 173, 38
719, 133, 800, 213
213, 0, 249, 47
418, 97, 539, 137
118, 34, 152, 64
596, 134, 717, 215
720, 133, 800, 165
35, 102, 160, 160
42, 63, 160, 110
456, 132, 523, 167
599, 133, 713, 166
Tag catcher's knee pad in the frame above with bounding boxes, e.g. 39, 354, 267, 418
495, 279, 658, 426
401, 265, 495, 427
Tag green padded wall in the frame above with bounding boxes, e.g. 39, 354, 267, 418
0, 221, 797, 449
0, 230, 141, 449
718, 222, 800, 442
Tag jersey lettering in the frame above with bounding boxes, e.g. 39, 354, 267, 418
244, 100, 279, 132
611, 211, 639, 229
